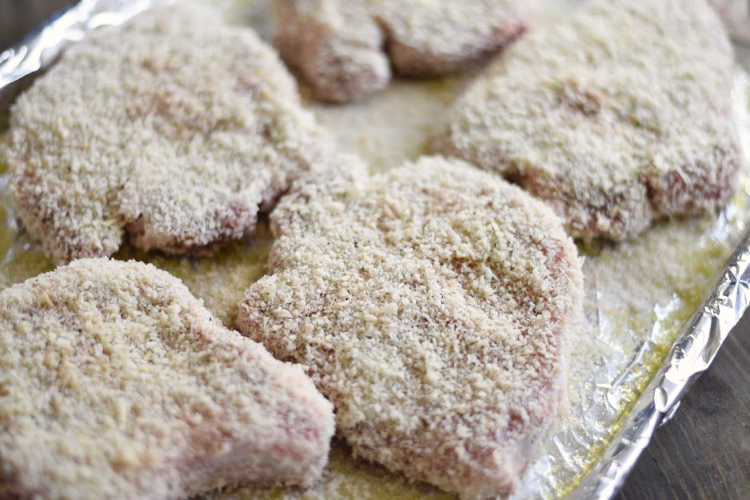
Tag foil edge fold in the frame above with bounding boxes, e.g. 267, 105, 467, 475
569, 231, 750, 499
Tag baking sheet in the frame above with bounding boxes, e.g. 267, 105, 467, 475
1, 1, 750, 499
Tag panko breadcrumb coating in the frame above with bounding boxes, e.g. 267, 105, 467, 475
273, 0, 535, 102
3, 1, 327, 264
238, 156, 584, 499
439, 0, 740, 240
0, 258, 335, 500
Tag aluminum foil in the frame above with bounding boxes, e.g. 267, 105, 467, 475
567, 230, 750, 499
1, 2, 749, 499
0, 0, 171, 104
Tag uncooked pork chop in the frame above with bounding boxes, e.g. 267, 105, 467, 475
3, 1, 326, 264
237, 156, 584, 498
439, 0, 739, 240
709, 0, 750, 43
0, 259, 335, 500
273, 0, 535, 102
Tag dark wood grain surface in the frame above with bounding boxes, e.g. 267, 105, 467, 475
617, 312, 750, 500
0, 0, 75, 50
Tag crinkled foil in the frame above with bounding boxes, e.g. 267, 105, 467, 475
1, 2, 749, 500
0, 0, 170, 102
566, 230, 750, 500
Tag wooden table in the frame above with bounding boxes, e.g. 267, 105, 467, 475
617, 312, 750, 500
0, 0, 75, 50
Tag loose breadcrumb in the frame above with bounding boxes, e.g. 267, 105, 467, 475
238, 156, 584, 499
3, 1, 327, 264
439, 0, 740, 240
272, 0, 535, 102
0, 258, 335, 500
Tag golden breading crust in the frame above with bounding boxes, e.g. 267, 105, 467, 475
238, 156, 584, 499
438, 0, 739, 241
3, 1, 327, 264
273, 0, 534, 102
0, 258, 335, 500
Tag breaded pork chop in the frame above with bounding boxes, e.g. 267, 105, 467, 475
273, 0, 534, 102
439, 0, 739, 240
3, 1, 326, 264
709, 0, 750, 43
0, 258, 335, 500
237, 157, 584, 499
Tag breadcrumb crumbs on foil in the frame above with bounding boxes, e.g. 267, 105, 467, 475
2, 1, 750, 499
